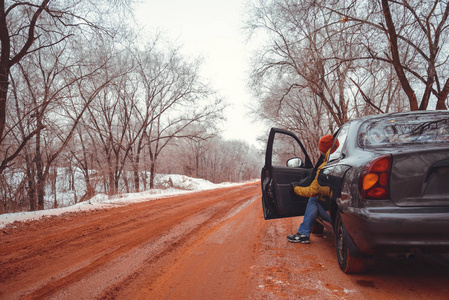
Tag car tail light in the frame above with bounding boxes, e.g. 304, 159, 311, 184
359, 155, 391, 199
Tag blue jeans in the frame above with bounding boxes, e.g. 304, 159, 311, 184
297, 197, 331, 237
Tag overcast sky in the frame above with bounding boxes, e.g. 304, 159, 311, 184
134, 0, 264, 148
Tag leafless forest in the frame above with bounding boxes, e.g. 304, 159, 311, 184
246, 0, 449, 159
0, 0, 259, 213
1, 0, 449, 213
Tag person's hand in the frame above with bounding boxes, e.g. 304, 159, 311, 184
290, 182, 300, 190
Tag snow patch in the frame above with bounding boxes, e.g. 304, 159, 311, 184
0, 174, 251, 229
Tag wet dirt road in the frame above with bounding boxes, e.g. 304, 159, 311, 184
1, 182, 449, 299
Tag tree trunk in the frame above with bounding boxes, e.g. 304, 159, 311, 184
26, 160, 37, 211
36, 175, 45, 210
79, 132, 93, 202
69, 165, 78, 204
0, 76, 8, 141
123, 174, 129, 194
382, 0, 419, 111
143, 169, 147, 190
131, 151, 138, 192
149, 161, 155, 189
436, 80, 449, 110
35, 117, 45, 210
0, 7, 10, 142
52, 167, 57, 208
109, 170, 115, 195
106, 154, 115, 195
114, 172, 119, 194
133, 166, 140, 192
82, 169, 94, 202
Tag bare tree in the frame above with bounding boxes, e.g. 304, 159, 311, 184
194, 138, 260, 183
247, 0, 448, 157
246, 0, 366, 128
82, 73, 133, 195
134, 43, 225, 189
380, 0, 449, 110
0, 0, 132, 176
324, 0, 449, 110
69, 124, 98, 202
8, 35, 120, 210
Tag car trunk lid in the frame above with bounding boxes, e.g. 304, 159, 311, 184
390, 148, 449, 207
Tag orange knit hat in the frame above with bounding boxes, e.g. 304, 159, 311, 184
318, 135, 335, 154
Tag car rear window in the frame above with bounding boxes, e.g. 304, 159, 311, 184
359, 113, 449, 148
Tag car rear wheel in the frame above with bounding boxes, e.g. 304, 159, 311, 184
335, 211, 367, 274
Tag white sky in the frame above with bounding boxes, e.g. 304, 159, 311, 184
134, 0, 264, 148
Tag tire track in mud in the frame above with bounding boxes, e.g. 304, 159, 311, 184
4, 181, 449, 300
103, 193, 263, 300
54, 196, 258, 299
0, 183, 260, 300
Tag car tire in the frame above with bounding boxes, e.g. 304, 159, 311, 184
335, 211, 367, 274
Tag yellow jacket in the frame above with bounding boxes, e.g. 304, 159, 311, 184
293, 150, 331, 201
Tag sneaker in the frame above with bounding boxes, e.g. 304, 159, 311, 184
287, 233, 310, 244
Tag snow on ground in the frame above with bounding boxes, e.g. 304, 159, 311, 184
0, 174, 249, 229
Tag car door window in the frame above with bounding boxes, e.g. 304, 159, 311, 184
328, 124, 350, 162
272, 132, 307, 167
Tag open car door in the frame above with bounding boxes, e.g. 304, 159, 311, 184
261, 128, 314, 220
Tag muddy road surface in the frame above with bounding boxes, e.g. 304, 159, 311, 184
2, 182, 449, 299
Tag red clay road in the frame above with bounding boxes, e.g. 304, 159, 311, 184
1, 182, 449, 299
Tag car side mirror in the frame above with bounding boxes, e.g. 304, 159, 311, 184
286, 157, 304, 168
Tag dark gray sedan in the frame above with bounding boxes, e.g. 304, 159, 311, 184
261, 110, 449, 273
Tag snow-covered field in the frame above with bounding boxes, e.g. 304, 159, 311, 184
0, 174, 247, 229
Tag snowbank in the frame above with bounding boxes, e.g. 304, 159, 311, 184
0, 174, 246, 229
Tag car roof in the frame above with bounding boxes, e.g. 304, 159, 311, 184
354, 110, 449, 123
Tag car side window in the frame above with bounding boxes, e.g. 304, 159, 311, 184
328, 124, 350, 162
272, 132, 306, 167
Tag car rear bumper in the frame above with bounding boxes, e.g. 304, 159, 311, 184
341, 206, 449, 254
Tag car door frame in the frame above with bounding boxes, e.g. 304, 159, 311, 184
261, 128, 314, 220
